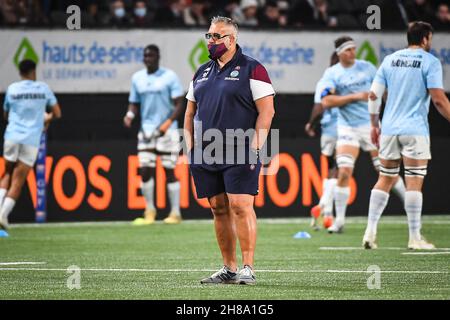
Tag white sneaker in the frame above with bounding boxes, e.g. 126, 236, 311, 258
362, 232, 378, 249
408, 237, 435, 250
237, 265, 256, 285
327, 223, 344, 234
0, 213, 9, 230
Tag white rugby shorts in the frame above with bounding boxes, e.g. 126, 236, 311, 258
3, 140, 39, 167
320, 135, 337, 157
337, 125, 377, 151
379, 135, 431, 160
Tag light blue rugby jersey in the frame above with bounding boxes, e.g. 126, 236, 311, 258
3, 80, 57, 148
129, 67, 184, 135
321, 59, 377, 127
314, 78, 338, 138
373, 48, 444, 136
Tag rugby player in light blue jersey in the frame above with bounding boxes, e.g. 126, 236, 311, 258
321, 36, 406, 234
363, 21, 450, 250
305, 52, 339, 230
0, 59, 61, 230
124, 44, 184, 225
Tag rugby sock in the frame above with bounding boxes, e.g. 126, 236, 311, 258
405, 191, 422, 241
320, 178, 337, 216
141, 178, 155, 210
366, 189, 389, 235
167, 181, 181, 216
0, 197, 16, 220
0, 188, 7, 207
392, 177, 406, 203
334, 186, 350, 226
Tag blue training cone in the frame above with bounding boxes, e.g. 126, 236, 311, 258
0, 230, 9, 238
293, 231, 311, 239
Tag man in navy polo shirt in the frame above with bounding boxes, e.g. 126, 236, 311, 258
185, 16, 275, 285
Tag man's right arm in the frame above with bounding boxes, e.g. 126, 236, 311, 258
430, 89, 450, 122
123, 103, 139, 128
322, 91, 369, 108
305, 103, 323, 137
183, 100, 197, 152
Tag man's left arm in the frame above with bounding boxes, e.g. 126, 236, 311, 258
251, 95, 275, 151
158, 73, 185, 134
158, 96, 185, 134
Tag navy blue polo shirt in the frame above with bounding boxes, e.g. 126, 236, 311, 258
186, 45, 275, 149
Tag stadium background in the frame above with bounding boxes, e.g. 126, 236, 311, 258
0, 0, 449, 222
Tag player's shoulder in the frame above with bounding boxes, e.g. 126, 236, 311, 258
131, 68, 147, 81
34, 81, 52, 91
323, 63, 340, 79
159, 66, 179, 78
5, 81, 20, 93
355, 59, 376, 69
423, 50, 441, 65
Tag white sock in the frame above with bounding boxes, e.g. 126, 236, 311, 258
320, 178, 337, 216
392, 177, 406, 204
141, 178, 155, 210
405, 191, 422, 241
334, 186, 350, 226
366, 189, 389, 235
167, 181, 181, 216
0, 197, 16, 221
0, 188, 7, 208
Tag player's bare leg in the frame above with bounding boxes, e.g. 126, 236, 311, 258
403, 157, 434, 250
363, 159, 400, 249
311, 163, 337, 230
369, 149, 406, 203
163, 166, 182, 224
328, 145, 359, 233
0, 161, 32, 230
0, 160, 15, 208
227, 193, 257, 284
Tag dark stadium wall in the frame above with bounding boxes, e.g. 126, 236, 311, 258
0, 93, 449, 222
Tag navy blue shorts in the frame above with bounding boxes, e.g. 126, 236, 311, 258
190, 163, 262, 199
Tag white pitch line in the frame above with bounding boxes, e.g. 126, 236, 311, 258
320, 247, 450, 251
0, 267, 447, 274
402, 252, 450, 255
0, 262, 46, 266
326, 269, 448, 274
320, 247, 404, 250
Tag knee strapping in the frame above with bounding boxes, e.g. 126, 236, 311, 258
404, 166, 427, 179
165, 169, 178, 183
379, 165, 400, 177
161, 153, 177, 169
336, 154, 355, 168
371, 156, 381, 171
139, 167, 156, 182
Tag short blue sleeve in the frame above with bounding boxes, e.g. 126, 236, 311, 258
3, 87, 10, 112
373, 60, 387, 87
45, 84, 57, 108
314, 79, 324, 104
169, 72, 184, 99
426, 58, 444, 89
320, 68, 336, 90
128, 78, 140, 103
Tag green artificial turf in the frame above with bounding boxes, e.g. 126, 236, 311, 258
0, 216, 449, 300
